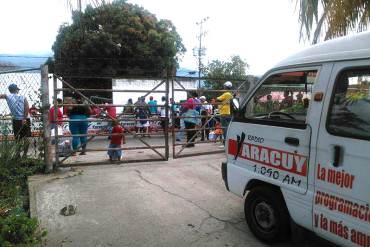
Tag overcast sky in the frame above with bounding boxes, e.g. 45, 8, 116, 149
0, 0, 309, 75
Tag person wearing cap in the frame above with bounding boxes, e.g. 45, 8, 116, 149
0, 84, 31, 157
199, 96, 210, 141
217, 81, 233, 143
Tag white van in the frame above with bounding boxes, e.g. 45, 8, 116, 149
222, 32, 370, 246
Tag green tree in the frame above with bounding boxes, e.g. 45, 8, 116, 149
202, 55, 250, 99
204, 55, 249, 89
48, 0, 185, 99
298, 0, 370, 44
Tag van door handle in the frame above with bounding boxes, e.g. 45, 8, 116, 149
284, 137, 299, 146
333, 145, 342, 167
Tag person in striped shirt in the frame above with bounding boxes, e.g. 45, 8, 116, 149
0, 83, 31, 157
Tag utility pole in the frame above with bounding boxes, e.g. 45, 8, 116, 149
193, 17, 209, 93
77, 0, 82, 12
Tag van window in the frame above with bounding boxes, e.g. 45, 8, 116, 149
244, 70, 317, 128
327, 68, 370, 140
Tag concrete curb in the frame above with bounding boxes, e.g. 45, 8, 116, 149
28, 168, 83, 218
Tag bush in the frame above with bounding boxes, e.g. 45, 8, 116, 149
0, 210, 46, 246
0, 128, 46, 246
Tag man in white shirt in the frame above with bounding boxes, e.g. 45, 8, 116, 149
0, 84, 31, 157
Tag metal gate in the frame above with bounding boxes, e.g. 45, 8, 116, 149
47, 71, 250, 167
51, 75, 170, 167
171, 76, 250, 159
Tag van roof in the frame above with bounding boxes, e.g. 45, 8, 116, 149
274, 31, 370, 68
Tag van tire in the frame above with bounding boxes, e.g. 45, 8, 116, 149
244, 186, 290, 243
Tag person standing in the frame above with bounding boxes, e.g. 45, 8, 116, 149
217, 81, 233, 143
159, 96, 167, 131
123, 98, 134, 114
265, 94, 274, 113
281, 90, 293, 109
192, 92, 202, 113
148, 96, 157, 115
199, 96, 210, 141
67, 96, 91, 155
49, 98, 63, 130
183, 98, 200, 147
107, 120, 125, 162
29, 104, 39, 117
175, 100, 187, 142
135, 97, 150, 136
0, 84, 31, 157
105, 102, 117, 119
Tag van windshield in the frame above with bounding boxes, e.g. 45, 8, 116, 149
243, 70, 317, 127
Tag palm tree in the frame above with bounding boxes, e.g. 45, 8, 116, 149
298, 0, 370, 44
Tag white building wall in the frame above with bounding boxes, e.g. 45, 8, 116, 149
112, 79, 197, 112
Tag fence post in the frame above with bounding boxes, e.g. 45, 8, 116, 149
41, 65, 53, 172
164, 70, 170, 160
53, 75, 60, 167
171, 75, 176, 159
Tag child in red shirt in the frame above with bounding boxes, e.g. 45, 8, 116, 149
108, 120, 125, 162
49, 98, 63, 130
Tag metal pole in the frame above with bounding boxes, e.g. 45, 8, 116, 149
41, 65, 53, 172
77, 0, 82, 12
53, 75, 60, 168
164, 69, 170, 160
171, 75, 176, 159
195, 17, 209, 96
198, 33, 202, 94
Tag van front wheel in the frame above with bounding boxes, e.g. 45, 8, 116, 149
245, 186, 290, 243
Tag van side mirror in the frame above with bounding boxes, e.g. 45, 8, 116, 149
232, 98, 240, 111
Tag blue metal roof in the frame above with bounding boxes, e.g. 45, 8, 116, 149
176, 68, 202, 78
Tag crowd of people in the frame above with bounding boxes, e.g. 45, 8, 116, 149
253, 90, 310, 115
0, 80, 235, 161
176, 81, 234, 147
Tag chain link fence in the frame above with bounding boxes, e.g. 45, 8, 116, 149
0, 69, 44, 157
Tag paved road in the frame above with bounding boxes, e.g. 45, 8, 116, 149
30, 153, 327, 247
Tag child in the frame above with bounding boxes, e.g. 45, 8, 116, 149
214, 119, 223, 142
108, 120, 125, 162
